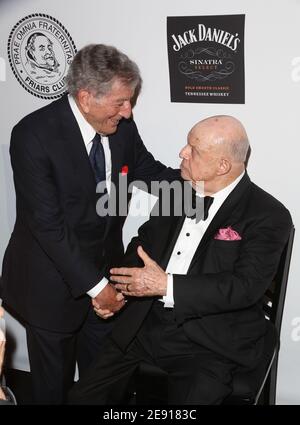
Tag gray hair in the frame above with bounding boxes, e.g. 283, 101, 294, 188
228, 136, 250, 163
66, 44, 142, 98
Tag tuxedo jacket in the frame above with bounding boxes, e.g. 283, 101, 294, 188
111, 173, 292, 369
1, 95, 176, 332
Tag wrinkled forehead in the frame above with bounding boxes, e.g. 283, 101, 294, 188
188, 117, 238, 147
187, 123, 215, 150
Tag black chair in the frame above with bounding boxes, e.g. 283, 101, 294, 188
134, 225, 295, 405
0, 375, 17, 405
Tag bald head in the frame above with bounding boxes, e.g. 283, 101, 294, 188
190, 115, 249, 163
180, 115, 250, 194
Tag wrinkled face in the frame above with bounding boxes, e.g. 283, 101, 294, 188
84, 80, 134, 135
179, 128, 221, 186
32, 35, 55, 67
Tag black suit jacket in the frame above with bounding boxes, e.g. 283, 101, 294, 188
111, 173, 292, 369
1, 95, 177, 332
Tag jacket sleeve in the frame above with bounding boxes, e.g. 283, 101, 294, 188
130, 120, 180, 186
10, 121, 102, 298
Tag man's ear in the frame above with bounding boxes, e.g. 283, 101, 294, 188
77, 90, 92, 114
217, 158, 231, 176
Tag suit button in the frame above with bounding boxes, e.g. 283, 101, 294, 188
177, 251, 181, 255
186, 233, 190, 237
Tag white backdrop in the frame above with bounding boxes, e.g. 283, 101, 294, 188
0, 0, 299, 404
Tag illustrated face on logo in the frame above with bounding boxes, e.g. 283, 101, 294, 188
8, 14, 77, 99
26, 33, 58, 71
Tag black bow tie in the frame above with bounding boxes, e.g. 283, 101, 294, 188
186, 192, 214, 221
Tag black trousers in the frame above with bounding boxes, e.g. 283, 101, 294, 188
25, 306, 114, 404
69, 302, 237, 405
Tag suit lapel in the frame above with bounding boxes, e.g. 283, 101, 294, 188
102, 129, 126, 239
154, 189, 187, 270
159, 215, 186, 270
109, 131, 124, 189
57, 96, 97, 199
188, 173, 252, 271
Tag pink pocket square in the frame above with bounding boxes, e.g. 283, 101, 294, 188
214, 226, 242, 241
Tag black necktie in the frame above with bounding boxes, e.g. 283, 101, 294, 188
186, 192, 214, 221
89, 133, 106, 185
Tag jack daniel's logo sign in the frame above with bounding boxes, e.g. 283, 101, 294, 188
171, 24, 241, 52
167, 15, 245, 104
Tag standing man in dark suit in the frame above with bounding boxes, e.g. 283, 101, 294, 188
1, 44, 177, 404
69, 115, 292, 405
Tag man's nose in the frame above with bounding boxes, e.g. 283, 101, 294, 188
119, 101, 132, 119
179, 144, 190, 159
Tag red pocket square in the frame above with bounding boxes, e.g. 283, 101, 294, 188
214, 226, 242, 241
121, 165, 129, 175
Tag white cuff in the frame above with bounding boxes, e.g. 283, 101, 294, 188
162, 274, 174, 308
87, 277, 109, 298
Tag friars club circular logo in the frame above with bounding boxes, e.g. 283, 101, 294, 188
7, 13, 77, 99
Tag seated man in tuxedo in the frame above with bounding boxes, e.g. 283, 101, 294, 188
69, 115, 292, 405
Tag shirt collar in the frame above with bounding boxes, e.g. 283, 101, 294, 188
212, 170, 245, 203
191, 171, 245, 223
194, 170, 244, 199
68, 94, 96, 147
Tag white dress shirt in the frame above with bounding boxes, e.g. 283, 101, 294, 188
162, 171, 245, 308
68, 95, 111, 298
